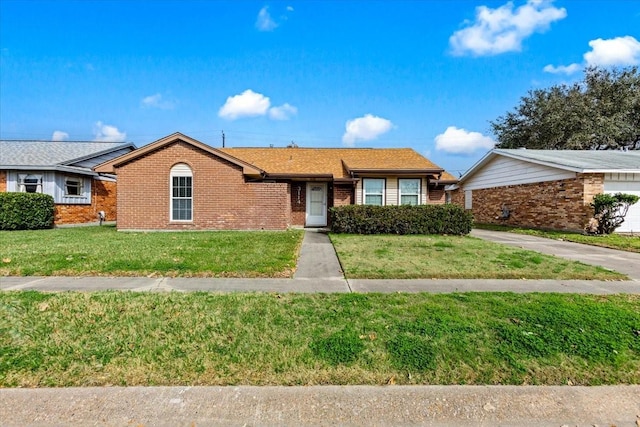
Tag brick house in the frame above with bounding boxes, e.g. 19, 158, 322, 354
94, 132, 457, 230
449, 149, 640, 233
0, 140, 135, 224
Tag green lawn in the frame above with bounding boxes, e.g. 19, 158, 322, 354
0, 226, 303, 277
330, 234, 626, 280
475, 224, 640, 253
1, 291, 638, 387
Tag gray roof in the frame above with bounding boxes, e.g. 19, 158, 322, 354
0, 140, 135, 175
453, 149, 640, 187
494, 149, 640, 172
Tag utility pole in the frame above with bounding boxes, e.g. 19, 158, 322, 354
221, 130, 226, 148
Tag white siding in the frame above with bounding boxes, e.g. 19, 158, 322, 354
54, 174, 91, 205
465, 190, 472, 209
6, 171, 91, 204
604, 173, 640, 233
386, 178, 398, 205
464, 156, 575, 190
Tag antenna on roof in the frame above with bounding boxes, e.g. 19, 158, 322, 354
221, 130, 226, 148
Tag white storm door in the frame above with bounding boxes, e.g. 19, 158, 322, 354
306, 182, 327, 226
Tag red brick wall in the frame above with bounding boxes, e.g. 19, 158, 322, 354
0, 171, 6, 192
290, 182, 306, 226
428, 185, 446, 204
460, 175, 603, 232
450, 188, 464, 206
333, 184, 354, 207
115, 141, 291, 230
55, 179, 117, 224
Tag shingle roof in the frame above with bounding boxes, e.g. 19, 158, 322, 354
494, 149, 640, 172
219, 147, 446, 179
0, 140, 135, 167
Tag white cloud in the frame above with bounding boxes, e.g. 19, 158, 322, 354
435, 126, 495, 154
51, 131, 69, 141
543, 63, 581, 74
268, 103, 298, 120
583, 36, 640, 66
256, 6, 278, 31
342, 114, 393, 146
450, 0, 567, 56
141, 93, 175, 110
218, 89, 271, 120
286, 6, 294, 12
93, 121, 126, 142
218, 90, 297, 121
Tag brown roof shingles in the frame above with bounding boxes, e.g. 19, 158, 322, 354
219, 147, 447, 179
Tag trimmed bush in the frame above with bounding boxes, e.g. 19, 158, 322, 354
587, 193, 640, 235
0, 192, 55, 230
330, 204, 472, 235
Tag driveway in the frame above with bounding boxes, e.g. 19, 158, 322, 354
470, 229, 640, 280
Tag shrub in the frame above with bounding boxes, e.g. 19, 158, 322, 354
588, 193, 639, 235
329, 204, 472, 235
0, 192, 55, 230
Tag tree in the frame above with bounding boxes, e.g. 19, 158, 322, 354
491, 67, 640, 150
586, 193, 639, 235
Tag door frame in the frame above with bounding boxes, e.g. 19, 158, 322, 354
305, 182, 328, 227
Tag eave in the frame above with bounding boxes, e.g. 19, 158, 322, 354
1, 165, 98, 176
348, 168, 444, 176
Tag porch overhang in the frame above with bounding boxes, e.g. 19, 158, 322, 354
348, 168, 444, 177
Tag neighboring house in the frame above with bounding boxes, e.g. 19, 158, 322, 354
450, 149, 640, 233
94, 132, 457, 230
0, 140, 135, 224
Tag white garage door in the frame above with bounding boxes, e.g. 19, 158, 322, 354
604, 178, 640, 233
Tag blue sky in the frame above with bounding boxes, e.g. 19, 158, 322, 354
1, 1, 639, 175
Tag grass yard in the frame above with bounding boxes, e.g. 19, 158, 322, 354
1, 291, 638, 387
476, 224, 640, 253
0, 226, 303, 277
330, 234, 626, 280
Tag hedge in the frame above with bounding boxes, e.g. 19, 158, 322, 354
329, 204, 473, 235
0, 192, 55, 230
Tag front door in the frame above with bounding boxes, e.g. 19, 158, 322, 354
306, 182, 327, 226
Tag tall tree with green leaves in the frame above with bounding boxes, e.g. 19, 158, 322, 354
491, 67, 640, 150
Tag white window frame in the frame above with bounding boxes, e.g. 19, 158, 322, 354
398, 178, 421, 205
363, 178, 385, 206
18, 173, 43, 193
64, 176, 84, 197
170, 164, 193, 222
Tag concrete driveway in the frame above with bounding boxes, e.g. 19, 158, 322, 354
471, 229, 640, 280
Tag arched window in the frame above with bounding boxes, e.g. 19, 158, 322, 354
170, 164, 193, 221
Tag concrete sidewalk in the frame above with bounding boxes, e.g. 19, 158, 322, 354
1, 385, 639, 426
2, 275, 640, 293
